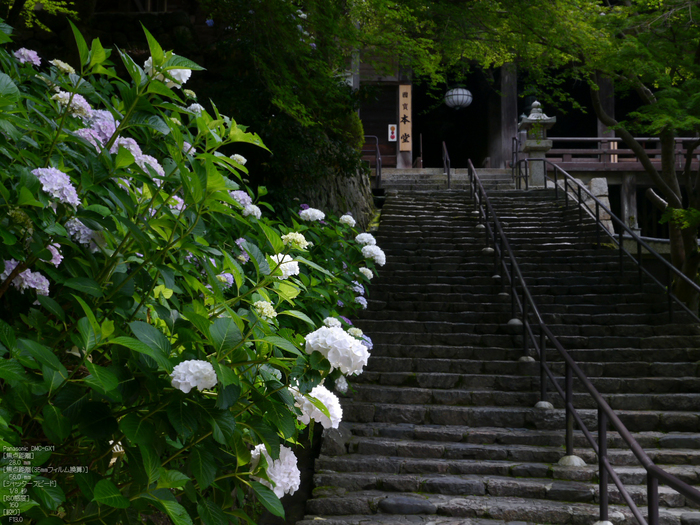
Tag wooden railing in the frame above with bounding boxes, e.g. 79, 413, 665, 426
362, 135, 382, 189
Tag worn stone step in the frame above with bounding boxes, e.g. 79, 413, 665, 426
349, 384, 700, 412
312, 472, 688, 507
303, 491, 694, 525
344, 423, 700, 451
341, 402, 700, 432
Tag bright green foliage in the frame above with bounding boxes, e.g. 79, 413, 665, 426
0, 21, 380, 524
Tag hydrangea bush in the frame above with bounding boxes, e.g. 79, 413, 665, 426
0, 22, 383, 524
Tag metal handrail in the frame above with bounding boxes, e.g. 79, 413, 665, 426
467, 159, 700, 525
362, 135, 382, 189
516, 157, 700, 323
442, 141, 451, 189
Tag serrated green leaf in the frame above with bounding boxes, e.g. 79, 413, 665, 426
209, 317, 242, 354
0, 359, 25, 382
258, 222, 284, 253
111, 336, 172, 372
251, 481, 284, 518
42, 405, 71, 443
277, 309, 314, 326
93, 479, 130, 508
198, 499, 228, 525
77, 317, 100, 354
167, 401, 198, 438
64, 277, 103, 297
157, 469, 190, 489
0, 72, 19, 105
263, 336, 302, 357
119, 413, 154, 445
188, 446, 216, 489
140, 444, 161, 485
69, 21, 89, 67
85, 361, 118, 392
37, 295, 65, 322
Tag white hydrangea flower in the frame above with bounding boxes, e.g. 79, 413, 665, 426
359, 267, 373, 280
270, 254, 299, 280
339, 214, 355, 227
335, 375, 348, 394
253, 300, 277, 319
355, 233, 376, 246
304, 326, 370, 375
231, 154, 247, 165
362, 245, 386, 266
323, 317, 341, 328
243, 204, 262, 219
144, 57, 192, 88
299, 207, 325, 221
290, 384, 342, 429
52, 91, 92, 119
49, 59, 75, 75
347, 327, 363, 338
170, 360, 218, 393
251, 444, 300, 499
187, 103, 205, 116
282, 232, 310, 250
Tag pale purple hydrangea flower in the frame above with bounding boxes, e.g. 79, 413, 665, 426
169, 195, 186, 213
32, 167, 80, 207
1, 259, 50, 296
52, 91, 92, 119
182, 141, 196, 155
337, 300, 344, 307
205, 19, 214, 27
230, 190, 252, 207
74, 127, 101, 150
89, 110, 119, 144
110, 136, 143, 158
217, 273, 235, 289
14, 48, 41, 67
300, 204, 310, 210
137, 154, 165, 177
235, 238, 250, 263
351, 281, 364, 295
354, 296, 367, 309
47, 244, 63, 267
339, 316, 352, 326
361, 334, 373, 350
65, 217, 95, 247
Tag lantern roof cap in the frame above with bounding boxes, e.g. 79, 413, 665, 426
519, 101, 556, 130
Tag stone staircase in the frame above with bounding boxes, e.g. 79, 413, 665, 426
379, 168, 514, 192
297, 189, 700, 525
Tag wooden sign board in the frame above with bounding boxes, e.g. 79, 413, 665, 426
398, 85, 412, 152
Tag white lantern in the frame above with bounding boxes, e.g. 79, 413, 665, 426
444, 87, 473, 109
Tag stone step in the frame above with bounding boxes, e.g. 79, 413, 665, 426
351, 371, 700, 396
303, 491, 696, 525
312, 472, 689, 507
344, 423, 700, 451
341, 402, 700, 432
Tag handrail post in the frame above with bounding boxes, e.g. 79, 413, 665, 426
595, 202, 600, 248
553, 162, 558, 199
578, 185, 582, 230
638, 240, 643, 285
485, 201, 490, 247
619, 228, 624, 274
539, 329, 547, 403
522, 287, 528, 355
667, 266, 674, 323
468, 165, 473, 200
511, 259, 516, 320
648, 472, 659, 525
565, 364, 574, 457
564, 177, 569, 208
598, 408, 609, 524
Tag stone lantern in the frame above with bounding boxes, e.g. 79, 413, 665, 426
518, 101, 556, 187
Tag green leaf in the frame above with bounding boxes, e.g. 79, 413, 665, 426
157, 469, 190, 489
198, 499, 228, 525
0, 72, 20, 105
115, 146, 135, 169
295, 255, 336, 279
69, 21, 89, 67
42, 405, 71, 443
0, 319, 15, 352
167, 401, 198, 438
37, 295, 65, 322
43, 365, 67, 396
85, 361, 118, 392
119, 413, 154, 445
188, 446, 216, 489
209, 317, 242, 354
275, 282, 301, 303
159, 499, 194, 525
181, 166, 204, 203
93, 479, 130, 508
18, 186, 43, 207
249, 418, 279, 459
140, 444, 161, 486
263, 336, 303, 357
278, 309, 315, 326
258, 222, 284, 253
64, 277, 103, 298
208, 410, 236, 445
251, 481, 284, 518
111, 336, 173, 372
77, 317, 100, 354
89, 37, 107, 68
18, 339, 64, 371
129, 321, 171, 359
76, 401, 118, 440
0, 359, 26, 382
30, 476, 66, 511
142, 24, 164, 65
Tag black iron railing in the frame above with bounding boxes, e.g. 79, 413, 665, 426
442, 141, 451, 189
468, 158, 700, 525
514, 157, 700, 323
362, 135, 382, 189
